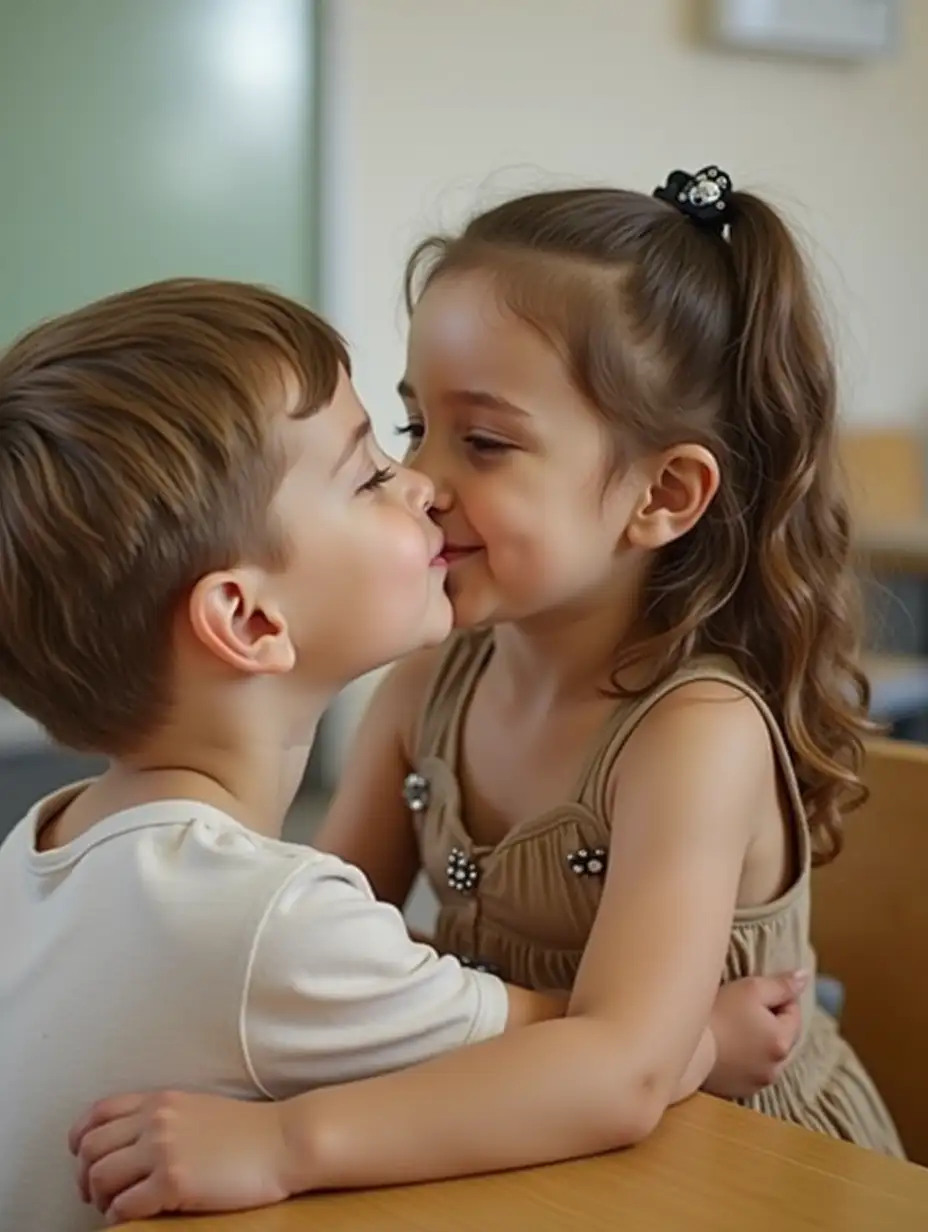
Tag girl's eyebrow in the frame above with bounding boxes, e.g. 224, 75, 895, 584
397, 379, 527, 418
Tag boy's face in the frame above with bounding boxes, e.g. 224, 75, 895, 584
186, 367, 451, 698
273, 367, 451, 685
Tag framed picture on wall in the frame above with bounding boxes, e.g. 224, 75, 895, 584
705, 0, 901, 61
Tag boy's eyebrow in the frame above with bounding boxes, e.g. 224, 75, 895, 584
332, 419, 371, 474
396, 379, 527, 418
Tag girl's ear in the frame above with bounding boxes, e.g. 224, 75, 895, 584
626, 445, 720, 551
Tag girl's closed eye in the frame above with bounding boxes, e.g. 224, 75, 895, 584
395, 422, 423, 445
464, 434, 512, 455
395, 421, 513, 456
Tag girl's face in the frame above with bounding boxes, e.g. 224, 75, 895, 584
399, 270, 645, 630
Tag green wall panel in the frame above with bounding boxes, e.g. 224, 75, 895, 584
0, 0, 317, 345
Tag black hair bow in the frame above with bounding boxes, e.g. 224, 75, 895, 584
653, 165, 733, 234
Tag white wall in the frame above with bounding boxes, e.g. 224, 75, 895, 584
319, 0, 928, 765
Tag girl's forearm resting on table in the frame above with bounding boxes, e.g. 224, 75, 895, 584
277, 1016, 693, 1195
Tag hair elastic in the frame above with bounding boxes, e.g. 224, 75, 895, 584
653, 165, 733, 235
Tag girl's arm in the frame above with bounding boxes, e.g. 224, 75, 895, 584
314, 649, 440, 906
72, 986, 801, 1224
274, 681, 770, 1187
71, 686, 804, 1221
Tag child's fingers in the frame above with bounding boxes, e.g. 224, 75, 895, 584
76, 1116, 142, 1205
87, 1143, 150, 1215
754, 970, 809, 1011
105, 1175, 169, 1225
69, 1093, 146, 1154
74, 1154, 92, 1206
78, 1114, 141, 1171
773, 999, 803, 1057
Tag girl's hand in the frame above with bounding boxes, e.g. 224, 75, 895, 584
69, 1091, 294, 1224
705, 970, 809, 1099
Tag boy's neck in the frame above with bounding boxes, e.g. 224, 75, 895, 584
45, 682, 326, 848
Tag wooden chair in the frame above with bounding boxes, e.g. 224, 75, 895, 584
840, 429, 925, 526
811, 738, 928, 1165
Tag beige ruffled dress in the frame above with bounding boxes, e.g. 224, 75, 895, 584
403, 631, 903, 1157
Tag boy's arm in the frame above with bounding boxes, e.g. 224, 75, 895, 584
69, 853, 563, 1223
242, 854, 561, 1098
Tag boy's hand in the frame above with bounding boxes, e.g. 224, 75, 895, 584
70, 1091, 293, 1224
704, 970, 809, 1099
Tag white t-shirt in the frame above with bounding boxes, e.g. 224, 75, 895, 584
0, 785, 508, 1232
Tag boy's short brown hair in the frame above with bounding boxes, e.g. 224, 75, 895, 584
0, 278, 349, 755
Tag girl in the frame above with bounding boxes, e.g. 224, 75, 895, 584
72, 166, 899, 1219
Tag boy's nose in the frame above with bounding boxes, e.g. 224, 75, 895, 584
406, 447, 453, 511
401, 464, 435, 513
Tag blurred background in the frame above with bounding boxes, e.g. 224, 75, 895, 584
1, 0, 927, 833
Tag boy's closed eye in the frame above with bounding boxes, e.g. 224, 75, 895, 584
356, 465, 395, 495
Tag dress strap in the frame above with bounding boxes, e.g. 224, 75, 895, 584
576, 660, 810, 869
413, 630, 495, 764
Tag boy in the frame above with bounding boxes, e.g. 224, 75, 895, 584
0, 280, 563, 1232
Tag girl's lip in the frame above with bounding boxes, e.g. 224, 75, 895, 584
442, 546, 481, 564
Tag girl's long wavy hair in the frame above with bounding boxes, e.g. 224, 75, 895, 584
405, 184, 873, 865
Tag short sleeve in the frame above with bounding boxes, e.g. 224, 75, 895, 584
241, 853, 509, 1097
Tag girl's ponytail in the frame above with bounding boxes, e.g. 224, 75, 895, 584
719, 190, 872, 862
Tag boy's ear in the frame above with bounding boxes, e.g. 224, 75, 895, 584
626, 444, 720, 551
188, 569, 296, 675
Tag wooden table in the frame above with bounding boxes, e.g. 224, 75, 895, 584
125, 1095, 928, 1232
857, 520, 928, 574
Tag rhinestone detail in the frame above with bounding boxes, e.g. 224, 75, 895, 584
459, 955, 502, 977
402, 771, 430, 813
655, 164, 732, 231
567, 846, 608, 877
682, 165, 730, 212
446, 846, 479, 894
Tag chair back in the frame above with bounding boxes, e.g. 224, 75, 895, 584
811, 737, 928, 1164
